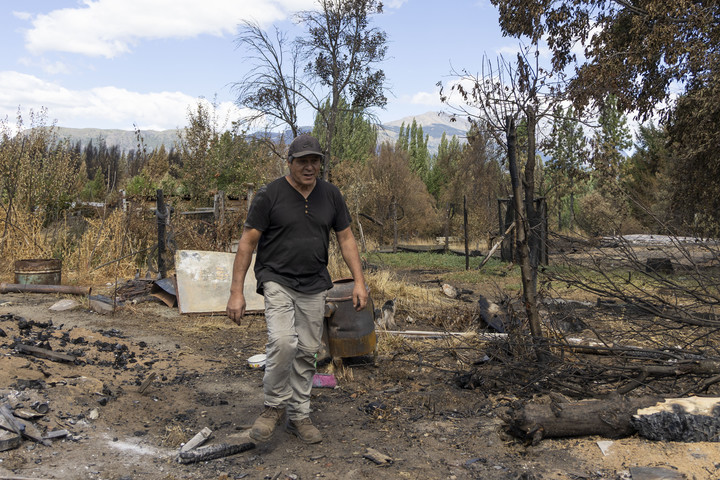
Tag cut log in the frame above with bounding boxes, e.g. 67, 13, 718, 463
507, 395, 662, 444
632, 396, 720, 442
176, 442, 255, 464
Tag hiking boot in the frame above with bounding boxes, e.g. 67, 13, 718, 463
287, 417, 322, 444
250, 406, 285, 442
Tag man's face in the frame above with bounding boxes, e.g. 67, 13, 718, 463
288, 154, 322, 187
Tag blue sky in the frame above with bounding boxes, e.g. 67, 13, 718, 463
1, 0, 523, 132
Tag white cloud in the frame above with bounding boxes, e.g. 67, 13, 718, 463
409, 90, 443, 107
18, 56, 71, 75
0, 71, 250, 130
12, 11, 32, 21
496, 42, 551, 60
24, 0, 318, 58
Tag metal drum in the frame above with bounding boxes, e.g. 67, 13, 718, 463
14, 259, 62, 285
324, 278, 376, 358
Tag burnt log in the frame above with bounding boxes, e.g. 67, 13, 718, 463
176, 442, 255, 464
645, 257, 674, 274
507, 395, 661, 444
632, 396, 720, 442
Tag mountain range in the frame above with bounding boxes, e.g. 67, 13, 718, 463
53, 111, 471, 155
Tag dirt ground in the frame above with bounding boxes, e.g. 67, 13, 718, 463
2, 267, 720, 480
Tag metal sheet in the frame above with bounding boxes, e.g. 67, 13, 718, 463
175, 250, 264, 314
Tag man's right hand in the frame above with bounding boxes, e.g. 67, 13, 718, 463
226, 292, 246, 325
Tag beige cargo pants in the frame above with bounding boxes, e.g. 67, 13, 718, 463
261, 281, 327, 420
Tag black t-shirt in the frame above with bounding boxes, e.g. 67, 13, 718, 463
244, 176, 352, 294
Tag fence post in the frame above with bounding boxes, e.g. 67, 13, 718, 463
464, 195, 469, 270
391, 196, 398, 253
214, 191, 225, 228
156, 189, 167, 279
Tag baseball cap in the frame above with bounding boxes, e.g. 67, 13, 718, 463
288, 134, 323, 160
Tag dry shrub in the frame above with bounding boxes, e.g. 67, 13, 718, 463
63, 209, 137, 284
0, 210, 73, 280
367, 269, 449, 314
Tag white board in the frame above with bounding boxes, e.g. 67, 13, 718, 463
175, 250, 265, 314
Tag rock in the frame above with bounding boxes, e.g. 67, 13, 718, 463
442, 284, 457, 299
49, 299, 79, 311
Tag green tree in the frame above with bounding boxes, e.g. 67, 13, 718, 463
395, 122, 409, 151
591, 95, 632, 192
542, 105, 589, 229
666, 83, 720, 235
427, 131, 462, 201
178, 101, 255, 202
0, 109, 83, 226
623, 122, 673, 229
490, 0, 720, 118
312, 96, 377, 167
395, 119, 431, 186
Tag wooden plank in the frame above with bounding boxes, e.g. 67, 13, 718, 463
16, 344, 76, 363
0, 405, 23, 435
180, 427, 212, 452
12, 417, 49, 446
0, 405, 49, 446
138, 372, 156, 394
0, 429, 21, 452
44, 429, 69, 439
479, 221, 515, 269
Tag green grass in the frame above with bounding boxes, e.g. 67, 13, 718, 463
362, 251, 522, 288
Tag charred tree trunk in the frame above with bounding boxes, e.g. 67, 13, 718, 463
506, 116, 544, 350
524, 108, 542, 275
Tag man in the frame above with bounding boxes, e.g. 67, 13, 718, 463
226, 133, 368, 444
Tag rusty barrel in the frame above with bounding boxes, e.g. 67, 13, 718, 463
325, 278, 376, 358
14, 259, 62, 285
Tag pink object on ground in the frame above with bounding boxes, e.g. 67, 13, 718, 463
312, 373, 337, 388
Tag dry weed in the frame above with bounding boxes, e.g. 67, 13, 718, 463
0, 210, 70, 278
63, 209, 137, 284
162, 424, 187, 448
